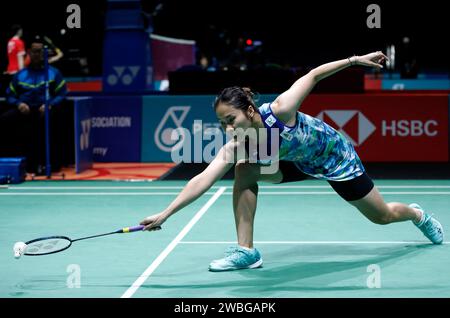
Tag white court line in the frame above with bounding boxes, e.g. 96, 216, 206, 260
179, 241, 449, 245
0, 192, 184, 196
120, 186, 226, 299
7, 186, 205, 190
7, 185, 450, 190
260, 185, 450, 189
236, 192, 450, 195
2, 191, 450, 196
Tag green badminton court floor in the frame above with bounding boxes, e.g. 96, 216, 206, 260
1, 179, 449, 298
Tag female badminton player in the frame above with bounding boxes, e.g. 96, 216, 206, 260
140, 51, 444, 271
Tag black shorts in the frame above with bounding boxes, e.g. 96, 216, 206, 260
277, 161, 374, 201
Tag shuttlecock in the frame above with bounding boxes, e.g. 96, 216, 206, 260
13, 242, 27, 259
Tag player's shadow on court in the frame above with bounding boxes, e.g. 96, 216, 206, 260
142, 244, 434, 294
233, 244, 429, 293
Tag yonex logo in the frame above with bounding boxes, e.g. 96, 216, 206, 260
317, 110, 376, 146
392, 83, 405, 90
107, 66, 141, 86
265, 115, 276, 127
80, 119, 91, 151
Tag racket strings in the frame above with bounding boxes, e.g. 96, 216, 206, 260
25, 238, 71, 255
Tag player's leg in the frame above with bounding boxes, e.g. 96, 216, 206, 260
209, 161, 270, 271
329, 173, 444, 244
349, 185, 420, 224
233, 160, 308, 248
232, 161, 282, 248
232, 161, 260, 249
209, 161, 301, 271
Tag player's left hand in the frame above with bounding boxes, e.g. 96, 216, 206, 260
355, 51, 388, 68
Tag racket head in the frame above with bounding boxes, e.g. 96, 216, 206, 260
24, 236, 72, 256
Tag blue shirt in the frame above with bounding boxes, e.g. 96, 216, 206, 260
6, 65, 67, 108
257, 102, 365, 181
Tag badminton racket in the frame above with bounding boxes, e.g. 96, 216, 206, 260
21, 225, 161, 256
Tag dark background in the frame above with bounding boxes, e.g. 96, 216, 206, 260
0, 0, 448, 76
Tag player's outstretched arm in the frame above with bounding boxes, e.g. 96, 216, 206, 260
272, 51, 387, 123
140, 140, 241, 230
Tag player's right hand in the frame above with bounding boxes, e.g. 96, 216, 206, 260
140, 212, 167, 231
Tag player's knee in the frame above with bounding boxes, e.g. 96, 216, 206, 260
235, 161, 258, 179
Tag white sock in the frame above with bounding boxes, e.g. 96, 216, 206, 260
239, 245, 253, 251
413, 209, 425, 225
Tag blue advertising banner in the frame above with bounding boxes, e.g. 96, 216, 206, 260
74, 97, 94, 173
102, 0, 153, 92
141, 95, 277, 162
382, 79, 450, 90
91, 96, 142, 162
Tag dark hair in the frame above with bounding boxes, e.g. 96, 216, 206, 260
27, 36, 44, 51
32, 35, 45, 45
11, 24, 22, 36
213, 86, 258, 112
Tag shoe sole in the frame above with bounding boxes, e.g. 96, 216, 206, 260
248, 258, 263, 269
209, 259, 263, 272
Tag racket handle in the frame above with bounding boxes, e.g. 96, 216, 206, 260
120, 225, 161, 233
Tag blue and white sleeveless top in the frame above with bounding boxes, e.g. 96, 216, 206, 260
256, 102, 365, 181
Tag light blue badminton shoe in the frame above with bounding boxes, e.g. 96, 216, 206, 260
209, 246, 263, 272
410, 203, 444, 244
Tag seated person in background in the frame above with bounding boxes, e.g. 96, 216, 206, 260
0, 40, 67, 174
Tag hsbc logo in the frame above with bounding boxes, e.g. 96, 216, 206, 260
316, 110, 376, 146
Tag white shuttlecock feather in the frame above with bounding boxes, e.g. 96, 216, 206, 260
13, 241, 27, 259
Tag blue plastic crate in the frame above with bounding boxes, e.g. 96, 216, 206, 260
0, 157, 26, 184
